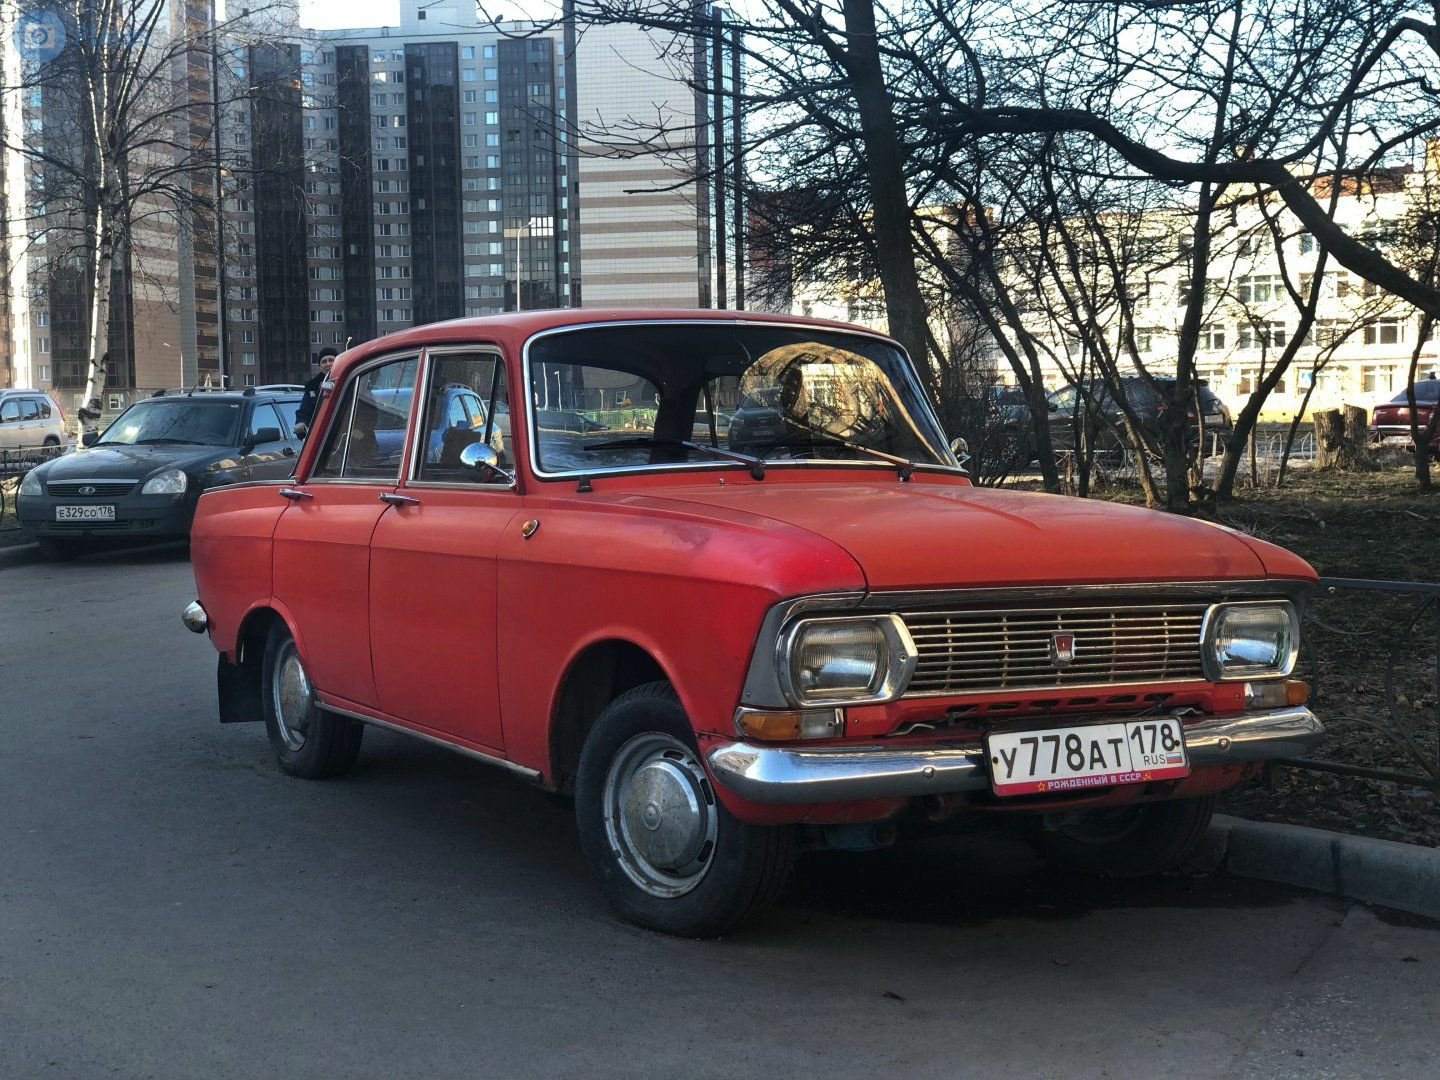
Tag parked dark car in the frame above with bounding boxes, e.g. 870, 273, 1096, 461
1016, 377, 1233, 463
16, 387, 302, 561
1369, 380, 1439, 458
725, 386, 785, 452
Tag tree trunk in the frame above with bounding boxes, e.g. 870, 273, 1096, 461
1314, 407, 1375, 471
839, 0, 931, 371
79, 210, 115, 443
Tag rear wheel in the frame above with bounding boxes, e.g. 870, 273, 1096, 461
1029, 794, 1216, 877
261, 622, 363, 778
42, 435, 59, 447
575, 682, 793, 937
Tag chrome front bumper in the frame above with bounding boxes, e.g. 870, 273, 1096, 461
705, 706, 1322, 804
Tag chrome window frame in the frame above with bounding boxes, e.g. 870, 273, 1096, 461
404, 344, 517, 491
303, 350, 421, 486
520, 318, 964, 482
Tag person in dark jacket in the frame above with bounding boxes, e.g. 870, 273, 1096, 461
293, 347, 338, 437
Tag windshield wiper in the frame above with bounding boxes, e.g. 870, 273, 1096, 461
582, 435, 766, 479
763, 427, 917, 480
130, 437, 205, 445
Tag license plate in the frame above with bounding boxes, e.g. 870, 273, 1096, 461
986, 717, 1190, 796
1203, 412, 1225, 424
55, 504, 115, 521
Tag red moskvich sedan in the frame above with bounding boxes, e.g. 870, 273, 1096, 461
184, 309, 1323, 937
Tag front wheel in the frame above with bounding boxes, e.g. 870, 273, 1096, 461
1029, 794, 1216, 877
261, 622, 363, 778
575, 682, 793, 937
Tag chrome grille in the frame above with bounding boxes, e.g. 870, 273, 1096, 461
46, 480, 137, 497
902, 602, 1209, 696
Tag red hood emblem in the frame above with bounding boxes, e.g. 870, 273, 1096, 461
1049, 632, 1077, 666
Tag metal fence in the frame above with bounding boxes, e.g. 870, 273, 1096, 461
1284, 577, 1440, 793
0, 446, 67, 523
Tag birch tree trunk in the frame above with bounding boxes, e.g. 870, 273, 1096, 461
79, 206, 115, 441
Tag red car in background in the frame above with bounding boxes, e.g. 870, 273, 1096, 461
182, 309, 1323, 937
1370, 379, 1440, 457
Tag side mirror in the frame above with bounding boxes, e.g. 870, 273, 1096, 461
949, 436, 971, 467
242, 427, 282, 453
81, 431, 100, 447
459, 441, 513, 483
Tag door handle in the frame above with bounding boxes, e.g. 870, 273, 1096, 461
278, 488, 312, 500
378, 492, 421, 506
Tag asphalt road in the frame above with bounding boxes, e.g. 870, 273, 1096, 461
2, 543, 1437, 1079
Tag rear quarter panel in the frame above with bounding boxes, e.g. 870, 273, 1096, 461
191, 482, 287, 659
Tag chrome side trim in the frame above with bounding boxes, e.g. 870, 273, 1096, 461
705, 706, 1323, 804
319, 703, 542, 782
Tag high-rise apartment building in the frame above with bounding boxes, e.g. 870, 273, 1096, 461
0, 0, 222, 409
2, 0, 744, 401
216, 0, 744, 388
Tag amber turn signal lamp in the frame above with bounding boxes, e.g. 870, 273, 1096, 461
734, 707, 844, 741
1285, 679, 1310, 706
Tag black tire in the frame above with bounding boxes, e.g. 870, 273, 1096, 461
260, 622, 363, 779
575, 681, 793, 937
1029, 794, 1216, 877
36, 537, 83, 562
43, 435, 60, 447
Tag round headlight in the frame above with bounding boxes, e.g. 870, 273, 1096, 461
19, 470, 42, 496
778, 615, 918, 706
141, 468, 188, 495
1204, 602, 1299, 680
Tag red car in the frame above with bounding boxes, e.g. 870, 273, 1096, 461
1370, 379, 1440, 457
184, 310, 1322, 937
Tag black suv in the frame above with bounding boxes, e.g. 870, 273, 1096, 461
16, 388, 302, 560
1037, 377, 1233, 461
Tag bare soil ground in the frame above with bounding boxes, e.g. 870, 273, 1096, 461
1061, 453, 1439, 846
1206, 463, 1439, 847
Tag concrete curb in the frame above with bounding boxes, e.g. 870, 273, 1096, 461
1208, 813, 1440, 920
0, 538, 38, 567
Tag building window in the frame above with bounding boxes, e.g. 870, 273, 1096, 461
1200, 324, 1226, 351
1238, 320, 1285, 349
1362, 366, 1398, 394
1236, 274, 1282, 304
243, 373, 256, 387
242, 352, 256, 365
1363, 318, 1402, 346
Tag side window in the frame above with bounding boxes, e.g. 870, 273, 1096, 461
20, 399, 41, 421
0, 401, 19, 422
415, 352, 509, 484
275, 399, 302, 434
247, 403, 284, 441
35, 398, 51, 419
312, 355, 419, 480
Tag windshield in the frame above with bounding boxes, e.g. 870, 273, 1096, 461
1388, 381, 1439, 405
527, 324, 954, 475
98, 400, 242, 446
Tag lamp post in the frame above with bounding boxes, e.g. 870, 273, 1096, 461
504, 216, 553, 313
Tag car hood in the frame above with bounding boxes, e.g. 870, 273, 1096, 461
37, 443, 235, 480
635, 478, 1313, 590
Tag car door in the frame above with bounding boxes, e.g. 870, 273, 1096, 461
272, 353, 421, 711
0, 399, 21, 450
369, 348, 519, 752
241, 402, 299, 481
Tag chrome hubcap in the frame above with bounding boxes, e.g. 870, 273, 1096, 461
603, 733, 717, 898
271, 640, 313, 753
